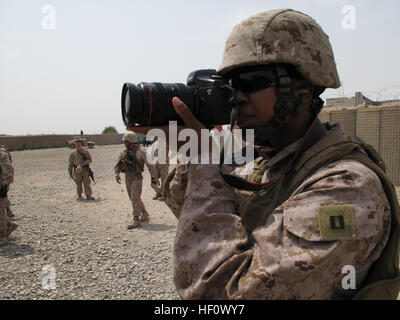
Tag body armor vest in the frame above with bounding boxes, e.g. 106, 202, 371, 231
121, 149, 144, 174
236, 130, 400, 299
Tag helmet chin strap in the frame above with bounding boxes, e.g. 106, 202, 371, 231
220, 64, 325, 190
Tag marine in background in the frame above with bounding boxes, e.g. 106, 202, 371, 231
0, 145, 18, 246
68, 138, 95, 201
147, 136, 170, 200
114, 132, 156, 229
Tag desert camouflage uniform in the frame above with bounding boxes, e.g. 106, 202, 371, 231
2, 149, 14, 218
0, 146, 18, 244
115, 146, 154, 223
68, 149, 93, 198
6, 206, 14, 218
164, 124, 391, 299
147, 140, 169, 199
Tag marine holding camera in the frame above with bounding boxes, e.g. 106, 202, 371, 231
123, 9, 400, 299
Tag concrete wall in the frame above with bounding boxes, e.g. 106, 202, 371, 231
0, 134, 124, 151
325, 92, 365, 107
319, 104, 400, 185
325, 92, 400, 108
325, 96, 356, 108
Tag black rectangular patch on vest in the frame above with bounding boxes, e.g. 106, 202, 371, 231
330, 215, 345, 229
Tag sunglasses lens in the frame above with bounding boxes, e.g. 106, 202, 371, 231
231, 69, 277, 93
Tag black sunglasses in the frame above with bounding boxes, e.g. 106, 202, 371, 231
229, 68, 278, 94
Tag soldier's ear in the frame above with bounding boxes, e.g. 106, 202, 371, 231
292, 79, 314, 104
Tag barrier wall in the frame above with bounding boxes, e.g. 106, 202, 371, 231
0, 134, 124, 151
319, 104, 400, 185
356, 107, 381, 152
318, 111, 330, 124
330, 108, 357, 139
378, 107, 400, 185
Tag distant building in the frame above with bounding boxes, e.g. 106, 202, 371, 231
325, 92, 400, 107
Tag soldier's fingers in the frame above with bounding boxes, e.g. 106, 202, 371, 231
172, 97, 206, 132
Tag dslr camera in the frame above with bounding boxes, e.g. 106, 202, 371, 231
121, 69, 234, 127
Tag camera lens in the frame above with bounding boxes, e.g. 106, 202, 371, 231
124, 88, 131, 122
121, 83, 146, 127
121, 82, 195, 127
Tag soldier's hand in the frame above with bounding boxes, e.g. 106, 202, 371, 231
171, 97, 215, 153
172, 97, 206, 133
116, 175, 121, 184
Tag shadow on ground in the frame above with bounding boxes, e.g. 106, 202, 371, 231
142, 223, 176, 232
0, 239, 35, 258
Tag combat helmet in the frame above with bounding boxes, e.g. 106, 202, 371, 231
122, 132, 138, 144
218, 8, 340, 88
218, 9, 341, 144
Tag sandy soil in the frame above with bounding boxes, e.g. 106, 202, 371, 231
0, 144, 179, 299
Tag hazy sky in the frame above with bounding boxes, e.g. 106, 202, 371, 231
1, 0, 399, 135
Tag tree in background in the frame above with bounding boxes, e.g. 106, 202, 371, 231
102, 126, 118, 134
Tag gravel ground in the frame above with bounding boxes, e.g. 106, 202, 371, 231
0, 144, 179, 300
1, 145, 399, 300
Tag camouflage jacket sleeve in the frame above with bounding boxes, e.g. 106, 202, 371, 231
164, 164, 189, 219
114, 150, 126, 175
171, 160, 391, 299
0, 149, 14, 185
68, 153, 74, 177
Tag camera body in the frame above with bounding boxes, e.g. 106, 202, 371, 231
121, 69, 234, 127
